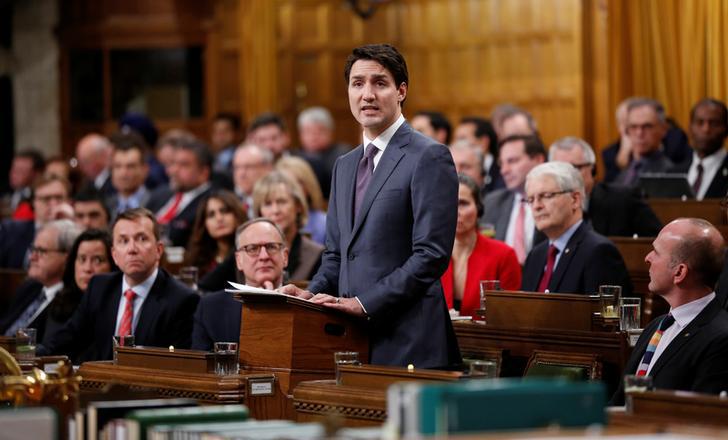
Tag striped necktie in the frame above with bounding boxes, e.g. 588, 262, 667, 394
4, 290, 47, 336
636, 314, 675, 376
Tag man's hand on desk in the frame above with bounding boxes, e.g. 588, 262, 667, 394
278, 283, 314, 299
311, 294, 366, 317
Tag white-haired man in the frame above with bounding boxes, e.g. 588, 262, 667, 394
521, 162, 631, 295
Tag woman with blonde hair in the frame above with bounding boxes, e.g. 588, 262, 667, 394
252, 171, 324, 281
275, 156, 327, 245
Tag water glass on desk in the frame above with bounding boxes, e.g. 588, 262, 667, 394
214, 342, 239, 375
475, 280, 500, 323
16, 328, 36, 360
469, 359, 497, 378
334, 351, 360, 385
599, 285, 621, 318
619, 297, 641, 331
112, 335, 135, 363
178, 266, 199, 291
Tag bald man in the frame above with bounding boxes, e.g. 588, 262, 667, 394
76, 133, 115, 197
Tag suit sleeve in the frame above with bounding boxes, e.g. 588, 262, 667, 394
190, 297, 213, 351
308, 159, 342, 295
357, 144, 458, 317
38, 278, 97, 358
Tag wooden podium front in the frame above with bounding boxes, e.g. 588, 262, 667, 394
235, 292, 369, 399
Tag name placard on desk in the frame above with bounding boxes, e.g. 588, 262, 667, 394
248, 376, 275, 396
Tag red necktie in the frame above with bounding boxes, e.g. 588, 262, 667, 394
513, 201, 527, 264
537, 245, 559, 292
159, 193, 183, 224
118, 290, 136, 337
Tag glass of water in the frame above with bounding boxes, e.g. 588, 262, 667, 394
16, 328, 37, 360
214, 342, 239, 375
619, 297, 641, 331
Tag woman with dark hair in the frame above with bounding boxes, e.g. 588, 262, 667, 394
441, 174, 521, 316
44, 229, 118, 346
185, 190, 248, 278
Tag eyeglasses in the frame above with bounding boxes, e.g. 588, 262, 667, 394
29, 246, 66, 257
237, 242, 285, 257
626, 122, 658, 133
524, 190, 572, 206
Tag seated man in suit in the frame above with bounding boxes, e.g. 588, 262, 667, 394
668, 98, 728, 200
453, 117, 503, 193
40, 208, 199, 363
521, 162, 632, 295
611, 218, 728, 405
107, 131, 151, 220
76, 133, 115, 197
146, 138, 213, 247
192, 218, 289, 351
549, 136, 662, 237
0, 175, 73, 269
0, 220, 81, 339
483, 134, 546, 264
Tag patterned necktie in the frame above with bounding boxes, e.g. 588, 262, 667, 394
692, 161, 704, 196
159, 193, 183, 224
118, 290, 136, 337
354, 144, 379, 218
537, 245, 559, 292
4, 290, 47, 336
513, 200, 527, 264
636, 314, 675, 376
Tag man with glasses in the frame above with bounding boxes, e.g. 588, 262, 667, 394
617, 98, 674, 186
40, 208, 199, 363
0, 175, 73, 269
549, 136, 662, 237
232, 144, 274, 218
0, 220, 81, 340
191, 219, 288, 350
521, 162, 631, 295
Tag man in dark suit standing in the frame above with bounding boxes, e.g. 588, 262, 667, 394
145, 139, 212, 247
668, 99, 728, 200
40, 208, 199, 363
611, 218, 728, 405
548, 136, 662, 237
281, 44, 460, 369
521, 162, 631, 295
192, 219, 288, 351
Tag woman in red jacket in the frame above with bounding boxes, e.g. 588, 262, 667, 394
441, 174, 522, 316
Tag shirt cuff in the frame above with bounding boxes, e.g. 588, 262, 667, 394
354, 296, 368, 315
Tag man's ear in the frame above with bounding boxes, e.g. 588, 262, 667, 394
673, 262, 688, 284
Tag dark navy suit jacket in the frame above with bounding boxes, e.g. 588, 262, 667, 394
191, 290, 242, 351
669, 153, 728, 199
41, 269, 199, 363
522, 221, 632, 296
0, 279, 43, 335
145, 185, 211, 247
309, 122, 461, 368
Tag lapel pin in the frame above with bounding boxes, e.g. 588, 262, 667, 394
684, 333, 690, 337
564, 248, 570, 254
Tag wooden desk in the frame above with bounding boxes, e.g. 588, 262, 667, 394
611, 389, 728, 429
648, 198, 725, 226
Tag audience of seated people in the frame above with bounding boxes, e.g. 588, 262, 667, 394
275, 156, 328, 245
441, 175, 521, 316
548, 136, 662, 237
668, 98, 728, 200
483, 134, 547, 264
40, 208, 199, 363
453, 116, 504, 192
0, 220, 82, 341
185, 190, 248, 279
252, 171, 324, 282
192, 218, 289, 350
521, 162, 632, 295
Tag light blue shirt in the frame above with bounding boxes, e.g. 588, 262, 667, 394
114, 268, 158, 335
548, 220, 583, 270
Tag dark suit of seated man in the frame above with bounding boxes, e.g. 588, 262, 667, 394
521, 162, 632, 295
548, 136, 662, 238
611, 218, 728, 405
40, 208, 199, 364
191, 219, 289, 351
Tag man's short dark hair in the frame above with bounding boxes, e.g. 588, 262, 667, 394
249, 112, 287, 133
498, 134, 546, 159
460, 116, 498, 156
214, 112, 242, 132
110, 130, 149, 161
690, 98, 728, 127
33, 174, 72, 197
177, 137, 213, 171
416, 111, 452, 145
73, 188, 111, 222
15, 149, 46, 172
112, 207, 160, 241
344, 44, 408, 106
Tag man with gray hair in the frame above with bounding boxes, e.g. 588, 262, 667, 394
232, 143, 274, 218
0, 219, 81, 340
549, 136, 661, 237
521, 162, 631, 295
449, 140, 484, 188
297, 106, 351, 198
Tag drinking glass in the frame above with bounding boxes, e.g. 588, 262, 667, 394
619, 297, 641, 331
179, 266, 199, 291
214, 342, 239, 375
599, 285, 622, 318
469, 360, 497, 378
16, 328, 36, 360
334, 351, 360, 385
112, 335, 135, 363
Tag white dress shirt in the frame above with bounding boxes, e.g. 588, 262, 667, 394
688, 149, 727, 200
361, 114, 406, 171
114, 268, 159, 335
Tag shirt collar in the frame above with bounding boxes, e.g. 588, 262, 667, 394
692, 148, 727, 168
119, 185, 147, 204
670, 292, 715, 328
43, 281, 64, 302
94, 168, 110, 189
550, 220, 583, 253
183, 181, 211, 198
362, 114, 406, 152
122, 268, 159, 301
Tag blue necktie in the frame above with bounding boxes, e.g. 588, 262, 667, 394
5, 290, 47, 336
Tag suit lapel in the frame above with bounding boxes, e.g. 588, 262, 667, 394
549, 222, 587, 292
495, 192, 515, 241
350, 125, 409, 240
101, 274, 124, 358
706, 155, 728, 198
649, 298, 720, 377
344, 146, 363, 233
524, 244, 548, 291
134, 270, 167, 344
